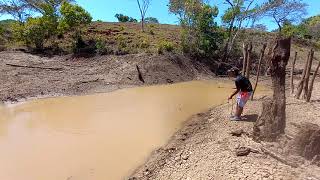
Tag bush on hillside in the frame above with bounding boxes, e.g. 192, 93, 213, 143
157, 40, 174, 54
95, 38, 113, 55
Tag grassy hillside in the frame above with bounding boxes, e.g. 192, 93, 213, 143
1, 21, 318, 71
53, 22, 181, 55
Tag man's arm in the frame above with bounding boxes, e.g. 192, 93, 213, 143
229, 89, 239, 100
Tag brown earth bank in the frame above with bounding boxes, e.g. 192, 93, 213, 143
0, 51, 214, 103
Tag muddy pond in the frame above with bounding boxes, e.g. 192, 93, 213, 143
0, 80, 268, 180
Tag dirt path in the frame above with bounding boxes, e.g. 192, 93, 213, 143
0, 51, 213, 103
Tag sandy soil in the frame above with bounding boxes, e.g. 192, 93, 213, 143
0, 51, 213, 102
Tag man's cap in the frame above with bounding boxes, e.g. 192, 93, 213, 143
227, 67, 240, 74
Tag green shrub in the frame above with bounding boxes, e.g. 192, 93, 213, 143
157, 40, 174, 54
149, 29, 155, 35
115, 35, 130, 55
116, 35, 126, 49
22, 18, 47, 50
140, 38, 150, 49
95, 38, 113, 55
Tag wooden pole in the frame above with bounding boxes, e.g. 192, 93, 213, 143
251, 44, 267, 100
242, 43, 248, 76
303, 49, 314, 99
306, 60, 320, 102
295, 51, 311, 99
246, 42, 253, 79
290, 52, 297, 94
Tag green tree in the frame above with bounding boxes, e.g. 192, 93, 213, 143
129, 17, 138, 22
58, 1, 92, 33
169, 0, 224, 58
145, 17, 159, 23
115, 14, 129, 22
115, 14, 137, 22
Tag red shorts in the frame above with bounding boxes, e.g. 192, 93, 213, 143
236, 91, 252, 108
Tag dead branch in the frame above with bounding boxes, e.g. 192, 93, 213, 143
295, 51, 311, 99
252, 44, 267, 100
261, 147, 299, 168
290, 52, 297, 94
242, 43, 248, 76
136, 65, 145, 83
303, 49, 314, 99
6, 63, 63, 71
80, 78, 102, 84
246, 42, 253, 79
307, 60, 320, 102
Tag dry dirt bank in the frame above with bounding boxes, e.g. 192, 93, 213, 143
0, 51, 213, 103
130, 78, 320, 180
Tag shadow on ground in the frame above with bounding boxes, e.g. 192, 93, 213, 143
241, 114, 259, 122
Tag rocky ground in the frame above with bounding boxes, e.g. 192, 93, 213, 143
129, 79, 320, 180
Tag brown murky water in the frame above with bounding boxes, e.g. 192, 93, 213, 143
0, 80, 267, 180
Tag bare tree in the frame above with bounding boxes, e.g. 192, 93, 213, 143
136, 0, 151, 32
0, 0, 75, 22
0, 0, 30, 22
259, 0, 307, 32
22, 0, 74, 14
222, 0, 257, 61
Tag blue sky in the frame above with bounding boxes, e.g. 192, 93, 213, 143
1, 0, 319, 31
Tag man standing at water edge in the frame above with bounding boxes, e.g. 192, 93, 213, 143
227, 67, 253, 121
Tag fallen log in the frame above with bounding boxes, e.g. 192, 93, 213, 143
261, 147, 299, 168
6, 63, 63, 71
136, 65, 145, 83
80, 78, 102, 84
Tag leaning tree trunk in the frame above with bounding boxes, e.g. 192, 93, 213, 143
296, 51, 311, 99
246, 42, 253, 79
290, 52, 297, 94
242, 43, 248, 76
306, 59, 320, 102
303, 49, 314, 99
252, 44, 267, 100
253, 37, 291, 142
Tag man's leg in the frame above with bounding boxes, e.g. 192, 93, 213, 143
235, 104, 243, 117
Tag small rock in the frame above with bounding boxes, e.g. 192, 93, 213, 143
166, 79, 173, 83
230, 129, 245, 137
236, 147, 251, 156
181, 154, 189, 160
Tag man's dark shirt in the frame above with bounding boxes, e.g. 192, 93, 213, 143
235, 75, 253, 92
